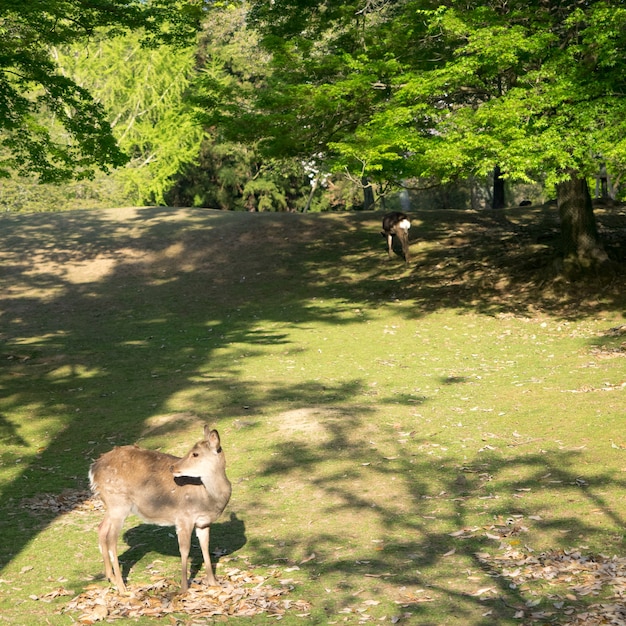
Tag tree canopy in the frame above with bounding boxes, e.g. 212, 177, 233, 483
4, 0, 626, 273
58, 32, 204, 204
0, 0, 203, 182
226, 0, 626, 267
239, 0, 626, 182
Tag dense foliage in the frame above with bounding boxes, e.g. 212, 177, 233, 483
241, 0, 626, 187
0, 0, 203, 182
238, 0, 626, 267
59, 33, 203, 205
174, 4, 365, 212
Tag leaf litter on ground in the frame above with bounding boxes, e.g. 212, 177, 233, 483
477, 545, 626, 625
28, 488, 626, 624
20, 493, 311, 623
62, 561, 311, 623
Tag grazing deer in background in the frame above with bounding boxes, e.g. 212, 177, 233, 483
89, 426, 232, 593
381, 211, 412, 262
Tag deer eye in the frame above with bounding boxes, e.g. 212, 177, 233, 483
216, 446, 222, 453
192, 452, 199, 458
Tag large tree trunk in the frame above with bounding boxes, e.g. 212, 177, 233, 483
556, 171, 608, 274
492, 165, 505, 209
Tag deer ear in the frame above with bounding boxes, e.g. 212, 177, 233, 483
203, 424, 211, 440
208, 429, 221, 450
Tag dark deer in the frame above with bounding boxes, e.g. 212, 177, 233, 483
381, 211, 411, 262
89, 426, 232, 593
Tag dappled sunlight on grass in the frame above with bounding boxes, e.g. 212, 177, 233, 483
0, 206, 625, 624
247, 418, 626, 623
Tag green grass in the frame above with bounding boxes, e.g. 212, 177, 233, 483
0, 205, 625, 624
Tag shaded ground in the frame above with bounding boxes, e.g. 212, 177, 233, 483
1, 204, 625, 626
2, 204, 625, 320
378, 204, 626, 318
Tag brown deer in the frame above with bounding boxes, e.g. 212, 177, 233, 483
89, 426, 232, 593
381, 211, 411, 262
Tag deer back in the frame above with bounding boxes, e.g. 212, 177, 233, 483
382, 211, 411, 235
90, 430, 231, 527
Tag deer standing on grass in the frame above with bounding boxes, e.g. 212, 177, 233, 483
381, 211, 411, 262
89, 426, 232, 593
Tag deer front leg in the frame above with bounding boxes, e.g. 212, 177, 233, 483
176, 524, 192, 593
196, 525, 218, 586
398, 229, 410, 263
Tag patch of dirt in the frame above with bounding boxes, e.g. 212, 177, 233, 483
276, 407, 344, 440
141, 412, 204, 439
63, 255, 117, 284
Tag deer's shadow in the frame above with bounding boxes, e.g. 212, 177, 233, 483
117, 512, 246, 586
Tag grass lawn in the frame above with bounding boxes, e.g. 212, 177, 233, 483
0, 205, 625, 625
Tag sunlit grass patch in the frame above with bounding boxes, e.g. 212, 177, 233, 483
0, 206, 625, 624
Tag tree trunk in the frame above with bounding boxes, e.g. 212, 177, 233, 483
302, 177, 318, 213
362, 177, 375, 211
492, 165, 505, 209
556, 170, 609, 274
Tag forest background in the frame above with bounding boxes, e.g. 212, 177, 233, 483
2, 0, 626, 275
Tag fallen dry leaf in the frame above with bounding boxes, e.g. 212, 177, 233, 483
20, 490, 101, 516
62, 564, 310, 621
472, 587, 496, 597
477, 546, 626, 625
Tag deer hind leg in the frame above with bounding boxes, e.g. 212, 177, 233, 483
387, 233, 393, 257
176, 524, 193, 593
196, 525, 218, 586
98, 514, 127, 592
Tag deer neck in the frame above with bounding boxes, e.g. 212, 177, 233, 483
200, 472, 232, 508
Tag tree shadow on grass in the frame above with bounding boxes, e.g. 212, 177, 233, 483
0, 206, 625, 624
587, 323, 626, 360
253, 416, 626, 624
0, 208, 366, 574
0, 412, 28, 446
